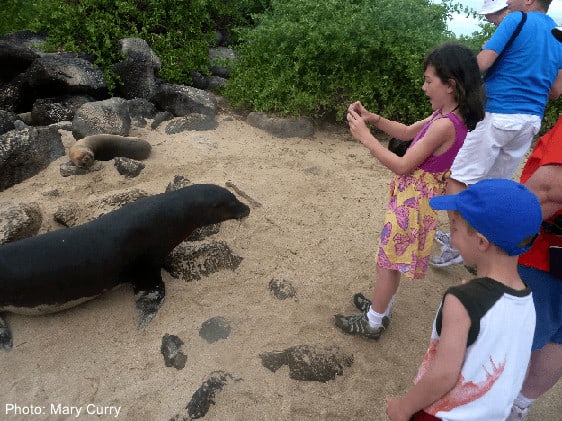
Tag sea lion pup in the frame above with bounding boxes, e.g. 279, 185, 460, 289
69, 134, 152, 168
0, 184, 251, 351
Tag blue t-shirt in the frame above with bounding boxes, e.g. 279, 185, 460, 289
484, 11, 562, 117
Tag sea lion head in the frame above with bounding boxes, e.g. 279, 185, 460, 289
69, 147, 95, 168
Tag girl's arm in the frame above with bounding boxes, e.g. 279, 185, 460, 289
386, 294, 470, 421
348, 109, 455, 175
348, 101, 429, 140
376, 114, 430, 141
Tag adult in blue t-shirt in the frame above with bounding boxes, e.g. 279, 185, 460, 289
485, 9, 562, 115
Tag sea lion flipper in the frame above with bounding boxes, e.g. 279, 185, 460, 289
0, 316, 13, 351
134, 277, 165, 329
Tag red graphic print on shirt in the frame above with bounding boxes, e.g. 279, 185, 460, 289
416, 339, 506, 414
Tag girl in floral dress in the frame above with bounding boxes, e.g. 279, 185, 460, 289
334, 42, 485, 339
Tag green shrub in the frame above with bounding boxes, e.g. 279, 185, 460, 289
223, 0, 457, 122
207, 0, 271, 44
28, 0, 216, 90
0, 0, 42, 34
1, 0, 269, 92
3, 0, 561, 132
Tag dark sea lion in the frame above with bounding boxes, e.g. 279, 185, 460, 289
0, 184, 250, 351
69, 134, 152, 168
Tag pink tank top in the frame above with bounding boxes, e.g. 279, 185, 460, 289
409, 110, 467, 173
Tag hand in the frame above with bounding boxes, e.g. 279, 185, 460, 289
385, 398, 412, 421
347, 109, 372, 144
347, 101, 367, 116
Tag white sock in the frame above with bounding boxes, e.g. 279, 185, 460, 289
384, 294, 396, 317
366, 295, 396, 327
513, 392, 535, 409
366, 307, 385, 328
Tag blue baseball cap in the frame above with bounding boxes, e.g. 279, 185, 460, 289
430, 179, 542, 256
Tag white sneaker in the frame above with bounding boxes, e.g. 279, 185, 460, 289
430, 244, 463, 267
434, 230, 451, 246
506, 404, 529, 421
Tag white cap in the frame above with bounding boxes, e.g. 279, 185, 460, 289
478, 0, 507, 15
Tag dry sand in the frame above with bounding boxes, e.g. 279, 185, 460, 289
1, 108, 560, 420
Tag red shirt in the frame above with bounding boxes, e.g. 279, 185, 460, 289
519, 116, 562, 271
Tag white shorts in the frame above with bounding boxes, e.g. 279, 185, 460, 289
450, 112, 541, 185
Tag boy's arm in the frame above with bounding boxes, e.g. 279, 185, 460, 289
386, 294, 470, 421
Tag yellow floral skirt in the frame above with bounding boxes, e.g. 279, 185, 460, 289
376, 168, 449, 280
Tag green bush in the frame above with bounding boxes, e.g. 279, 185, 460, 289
30, 0, 217, 90
0, 0, 269, 92
223, 0, 457, 122
0, 0, 42, 35
207, 0, 271, 44
3, 0, 562, 131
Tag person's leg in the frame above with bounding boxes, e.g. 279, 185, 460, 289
353, 267, 399, 313
334, 266, 399, 340
486, 114, 540, 180
507, 343, 562, 420
445, 178, 466, 195
430, 177, 466, 267
370, 266, 400, 314
508, 265, 562, 420
522, 342, 562, 398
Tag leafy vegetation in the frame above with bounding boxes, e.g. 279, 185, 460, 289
1, 0, 562, 130
0, 0, 42, 35
224, 0, 457, 122
0, 0, 269, 91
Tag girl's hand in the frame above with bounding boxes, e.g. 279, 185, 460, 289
348, 101, 367, 116
347, 109, 373, 144
385, 398, 412, 421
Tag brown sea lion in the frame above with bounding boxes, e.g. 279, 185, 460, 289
69, 134, 152, 168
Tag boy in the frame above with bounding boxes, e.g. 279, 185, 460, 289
386, 179, 542, 421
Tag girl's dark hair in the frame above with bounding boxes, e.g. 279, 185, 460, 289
424, 41, 485, 131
